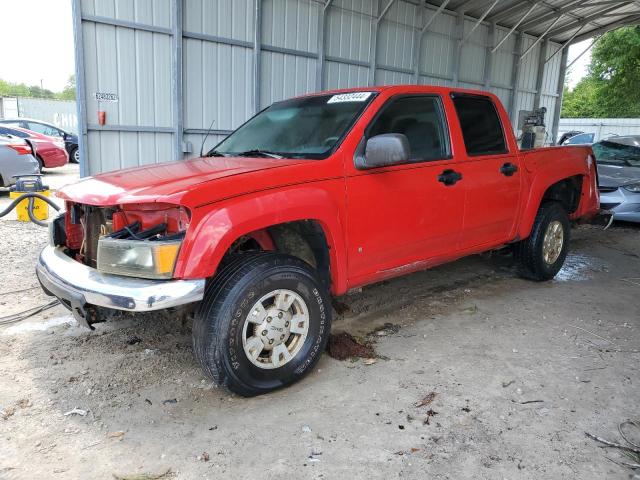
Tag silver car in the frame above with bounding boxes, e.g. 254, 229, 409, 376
0, 134, 40, 187
594, 135, 640, 223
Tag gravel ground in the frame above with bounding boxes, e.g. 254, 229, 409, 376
0, 194, 638, 479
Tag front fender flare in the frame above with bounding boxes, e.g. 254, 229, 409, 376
174, 185, 348, 295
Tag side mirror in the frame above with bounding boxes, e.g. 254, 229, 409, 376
356, 133, 410, 169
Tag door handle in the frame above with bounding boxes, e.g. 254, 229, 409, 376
500, 162, 518, 176
437, 169, 463, 186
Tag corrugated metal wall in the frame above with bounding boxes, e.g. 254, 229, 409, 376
73, 0, 566, 176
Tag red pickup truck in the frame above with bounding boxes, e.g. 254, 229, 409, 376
37, 85, 600, 396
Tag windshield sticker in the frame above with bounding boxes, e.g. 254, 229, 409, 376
327, 92, 372, 104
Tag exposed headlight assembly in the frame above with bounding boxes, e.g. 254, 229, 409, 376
622, 182, 640, 193
97, 237, 182, 279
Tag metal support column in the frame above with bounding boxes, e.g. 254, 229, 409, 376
369, 0, 395, 85
483, 21, 496, 88
253, 0, 263, 112
412, 0, 451, 81
508, 32, 522, 129
533, 38, 548, 109
551, 47, 569, 144
316, 0, 334, 90
71, 0, 88, 176
452, 10, 464, 86
171, 0, 184, 160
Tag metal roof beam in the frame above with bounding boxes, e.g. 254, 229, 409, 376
519, 0, 588, 31
462, 0, 501, 42
455, 0, 494, 13
544, 23, 586, 62
520, 13, 564, 59
491, 2, 538, 52
547, 2, 633, 37
420, 0, 452, 34
568, 13, 640, 43
489, 0, 537, 24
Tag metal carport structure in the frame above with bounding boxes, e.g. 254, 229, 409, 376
72, 0, 640, 176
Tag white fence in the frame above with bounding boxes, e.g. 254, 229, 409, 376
0, 97, 78, 133
558, 118, 640, 142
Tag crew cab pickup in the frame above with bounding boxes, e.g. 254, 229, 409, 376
37, 86, 600, 396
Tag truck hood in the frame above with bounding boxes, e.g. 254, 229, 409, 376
597, 164, 640, 188
57, 156, 306, 206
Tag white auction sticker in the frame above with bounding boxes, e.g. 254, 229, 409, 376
327, 92, 372, 104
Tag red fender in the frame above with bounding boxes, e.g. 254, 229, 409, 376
173, 182, 349, 295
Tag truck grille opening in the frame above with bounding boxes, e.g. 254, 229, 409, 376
60, 203, 190, 268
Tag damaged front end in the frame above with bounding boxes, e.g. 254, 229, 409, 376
38, 202, 204, 329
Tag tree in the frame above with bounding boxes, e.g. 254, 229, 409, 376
0, 75, 75, 100
562, 26, 640, 118
58, 75, 76, 101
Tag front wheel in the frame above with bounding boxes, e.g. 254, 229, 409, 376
192, 252, 331, 396
70, 147, 79, 163
515, 202, 570, 281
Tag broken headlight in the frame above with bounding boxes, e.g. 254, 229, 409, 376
96, 238, 182, 280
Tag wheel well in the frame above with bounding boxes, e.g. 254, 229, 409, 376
541, 175, 582, 214
223, 220, 332, 290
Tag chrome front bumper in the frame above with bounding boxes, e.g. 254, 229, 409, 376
36, 245, 205, 328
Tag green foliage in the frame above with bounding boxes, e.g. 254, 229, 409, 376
0, 75, 76, 101
562, 26, 640, 118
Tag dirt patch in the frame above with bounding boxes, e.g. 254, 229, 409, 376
327, 332, 376, 360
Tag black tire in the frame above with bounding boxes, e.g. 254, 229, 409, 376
193, 252, 331, 397
515, 202, 570, 281
70, 146, 79, 163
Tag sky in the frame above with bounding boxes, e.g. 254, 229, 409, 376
0, 0, 75, 92
0, 0, 594, 93
566, 39, 594, 89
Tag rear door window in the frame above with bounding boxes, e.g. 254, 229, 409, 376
366, 96, 450, 162
452, 94, 508, 156
25, 122, 62, 137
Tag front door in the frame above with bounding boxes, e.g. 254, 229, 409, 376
345, 95, 466, 286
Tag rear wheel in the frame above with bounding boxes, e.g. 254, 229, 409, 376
515, 202, 570, 281
192, 252, 331, 396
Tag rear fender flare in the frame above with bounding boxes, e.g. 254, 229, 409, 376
516, 167, 587, 240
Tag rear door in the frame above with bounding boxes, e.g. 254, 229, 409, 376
451, 93, 521, 249
345, 94, 466, 285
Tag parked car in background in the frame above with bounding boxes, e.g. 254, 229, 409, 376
0, 118, 78, 163
0, 134, 40, 187
593, 135, 640, 223
560, 132, 595, 145
0, 126, 68, 171
557, 130, 584, 145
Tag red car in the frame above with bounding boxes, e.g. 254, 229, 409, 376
37, 85, 600, 396
0, 125, 68, 171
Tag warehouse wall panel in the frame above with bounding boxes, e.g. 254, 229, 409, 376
74, 0, 568, 175
184, 0, 254, 41
183, 39, 253, 132
260, 51, 316, 108
324, 61, 369, 89
326, 0, 374, 62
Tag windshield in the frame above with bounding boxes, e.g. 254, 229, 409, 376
210, 92, 376, 159
592, 140, 640, 167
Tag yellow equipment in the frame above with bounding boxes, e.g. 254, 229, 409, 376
9, 176, 51, 222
